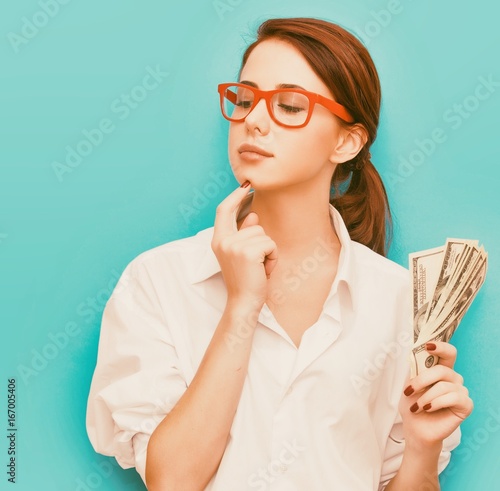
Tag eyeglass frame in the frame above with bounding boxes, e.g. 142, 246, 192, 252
217, 82, 355, 128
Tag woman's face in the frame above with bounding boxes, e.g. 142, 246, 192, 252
228, 38, 345, 190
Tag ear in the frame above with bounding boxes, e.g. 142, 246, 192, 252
328, 124, 368, 164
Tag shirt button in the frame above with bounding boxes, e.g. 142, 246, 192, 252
279, 463, 288, 473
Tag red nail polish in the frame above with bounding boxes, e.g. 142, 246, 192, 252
410, 402, 419, 413
240, 180, 251, 188
404, 385, 414, 396
423, 403, 432, 411
426, 342, 436, 351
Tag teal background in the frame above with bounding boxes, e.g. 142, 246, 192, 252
1, 0, 499, 489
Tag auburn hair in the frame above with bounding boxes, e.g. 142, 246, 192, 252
239, 17, 392, 256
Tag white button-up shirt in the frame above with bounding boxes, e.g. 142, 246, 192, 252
86, 191, 460, 490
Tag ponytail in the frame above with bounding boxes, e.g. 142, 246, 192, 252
330, 150, 392, 257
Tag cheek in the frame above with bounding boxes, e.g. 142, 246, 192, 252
285, 125, 335, 165
228, 125, 241, 158
227, 125, 245, 176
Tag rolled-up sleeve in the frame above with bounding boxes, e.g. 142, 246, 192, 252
378, 412, 462, 490
86, 260, 188, 484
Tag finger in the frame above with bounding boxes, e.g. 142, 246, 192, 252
414, 381, 467, 410
213, 182, 252, 239
264, 242, 278, 278
426, 341, 457, 369
239, 211, 259, 230
229, 235, 275, 254
417, 390, 473, 419
237, 236, 278, 276
239, 212, 278, 277
403, 364, 463, 396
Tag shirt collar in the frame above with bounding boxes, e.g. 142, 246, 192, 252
188, 190, 355, 309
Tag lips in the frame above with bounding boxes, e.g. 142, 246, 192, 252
238, 143, 274, 157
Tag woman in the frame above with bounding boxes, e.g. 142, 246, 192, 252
86, 17, 472, 490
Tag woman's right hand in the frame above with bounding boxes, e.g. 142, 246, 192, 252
211, 181, 278, 309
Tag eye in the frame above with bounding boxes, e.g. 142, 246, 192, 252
274, 92, 308, 115
233, 86, 255, 109
236, 100, 253, 109
277, 103, 304, 113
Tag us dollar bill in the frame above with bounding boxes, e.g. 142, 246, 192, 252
424, 240, 470, 324
409, 246, 444, 343
409, 239, 487, 378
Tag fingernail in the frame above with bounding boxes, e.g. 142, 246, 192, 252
426, 343, 436, 351
423, 403, 432, 411
240, 180, 251, 188
410, 402, 419, 413
403, 385, 414, 396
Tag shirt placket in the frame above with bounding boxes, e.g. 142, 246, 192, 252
256, 298, 343, 490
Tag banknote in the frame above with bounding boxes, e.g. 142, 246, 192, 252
409, 239, 487, 378
425, 239, 479, 325
409, 246, 444, 343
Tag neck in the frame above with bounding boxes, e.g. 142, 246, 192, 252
240, 180, 340, 261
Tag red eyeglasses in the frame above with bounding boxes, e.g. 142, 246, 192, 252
218, 82, 354, 128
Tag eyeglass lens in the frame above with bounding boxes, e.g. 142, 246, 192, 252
223, 85, 310, 126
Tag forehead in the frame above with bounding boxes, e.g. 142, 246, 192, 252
239, 38, 332, 96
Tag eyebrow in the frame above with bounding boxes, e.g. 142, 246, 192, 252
239, 80, 306, 90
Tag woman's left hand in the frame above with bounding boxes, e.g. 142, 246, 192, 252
400, 341, 473, 448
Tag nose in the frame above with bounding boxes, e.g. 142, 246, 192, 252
244, 97, 271, 135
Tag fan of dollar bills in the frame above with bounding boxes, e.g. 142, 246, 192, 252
409, 239, 488, 378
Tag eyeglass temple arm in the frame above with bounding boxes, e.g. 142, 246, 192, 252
225, 88, 238, 105
335, 104, 354, 123
320, 96, 354, 123
318, 96, 354, 123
